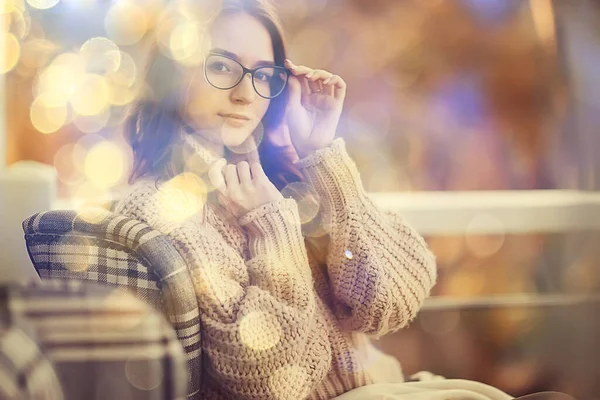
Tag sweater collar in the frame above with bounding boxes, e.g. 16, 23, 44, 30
180, 124, 261, 166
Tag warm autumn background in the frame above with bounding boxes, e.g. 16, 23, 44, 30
2, 0, 600, 398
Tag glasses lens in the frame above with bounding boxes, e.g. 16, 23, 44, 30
204, 55, 243, 89
253, 67, 288, 98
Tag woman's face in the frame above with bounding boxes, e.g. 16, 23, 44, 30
185, 13, 274, 148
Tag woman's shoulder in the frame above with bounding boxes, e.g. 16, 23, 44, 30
114, 179, 242, 264
113, 177, 216, 239
113, 178, 162, 219
113, 177, 189, 227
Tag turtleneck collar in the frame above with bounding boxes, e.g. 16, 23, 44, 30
180, 124, 261, 166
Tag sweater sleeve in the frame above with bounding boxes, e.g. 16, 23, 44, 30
115, 184, 331, 400
294, 138, 437, 338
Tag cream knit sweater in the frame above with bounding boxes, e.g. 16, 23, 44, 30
114, 137, 437, 400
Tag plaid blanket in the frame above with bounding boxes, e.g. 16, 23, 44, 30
0, 279, 188, 399
23, 208, 203, 399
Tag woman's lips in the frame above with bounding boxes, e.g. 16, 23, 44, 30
220, 114, 251, 127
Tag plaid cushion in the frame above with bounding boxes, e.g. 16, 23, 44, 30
0, 279, 188, 399
23, 208, 202, 399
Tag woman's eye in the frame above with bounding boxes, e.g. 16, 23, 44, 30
209, 62, 231, 73
255, 71, 272, 82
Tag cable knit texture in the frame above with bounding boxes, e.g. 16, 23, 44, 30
113, 137, 437, 400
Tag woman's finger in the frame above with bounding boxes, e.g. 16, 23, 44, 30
307, 79, 322, 95
284, 59, 313, 77
285, 60, 335, 95
224, 164, 240, 192
250, 162, 267, 183
305, 69, 333, 82
324, 74, 347, 100
208, 158, 227, 194
307, 69, 333, 95
237, 161, 252, 186
297, 75, 312, 105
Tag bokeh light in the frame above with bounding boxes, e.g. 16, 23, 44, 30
192, 263, 244, 305
80, 37, 121, 75
30, 93, 68, 134
71, 181, 112, 210
73, 107, 111, 134
446, 267, 486, 296
465, 214, 506, 258
280, 182, 320, 224
102, 289, 150, 330
77, 206, 111, 225
74, 133, 104, 171
490, 308, 537, 345
1, 32, 21, 73
269, 365, 311, 400
104, 1, 149, 46
106, 51, 138, 88
20, 38, 59, 69
70, 73, 110, 116
125, 355, 165, 391
239, 311, 282, 351
54, 236, 95, 272
53, 143, 87, 186
168, 21, 208, 65
156, 173, 208, 225
529, 0, 555, 45
26, 0, 59, 11
427, 236, 465, 267
84, 141, 126, 189
10, 8, 32, 40
35, 53, 86, 104
1, 0, 25, 14
153, 0, 215, 64
182, 149, 212, 177
107, 83, 136, 106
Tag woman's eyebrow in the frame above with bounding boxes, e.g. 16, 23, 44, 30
210, 48, 276, 67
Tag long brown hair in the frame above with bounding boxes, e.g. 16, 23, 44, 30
124, 0, 303, 190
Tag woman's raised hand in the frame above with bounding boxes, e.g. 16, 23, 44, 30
284, 59, 347, 159
208, 159, 283, 218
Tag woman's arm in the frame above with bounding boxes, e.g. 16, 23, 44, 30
117, 184, 331, 399
295, 138, 437, 338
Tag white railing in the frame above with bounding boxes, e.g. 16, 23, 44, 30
54, 190, 600, 234
52, 190, 600, 310
421, 293, 600, 311
369, 190, 600, 235
371, 190, 600, 310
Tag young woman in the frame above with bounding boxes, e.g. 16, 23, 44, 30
114, 0, 521, 399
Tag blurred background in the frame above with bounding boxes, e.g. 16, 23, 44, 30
1, 0, 600, 398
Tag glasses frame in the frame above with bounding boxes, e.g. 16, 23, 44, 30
203, 52, 290, 99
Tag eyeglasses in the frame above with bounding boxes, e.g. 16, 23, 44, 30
203, 52, 290, 99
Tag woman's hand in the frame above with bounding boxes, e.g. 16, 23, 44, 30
284, 59, 347, 159
208, 159, 283, 218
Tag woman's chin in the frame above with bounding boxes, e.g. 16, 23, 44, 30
220, 125, 253, 148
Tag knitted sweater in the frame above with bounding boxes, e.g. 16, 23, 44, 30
114, 137, 437, 400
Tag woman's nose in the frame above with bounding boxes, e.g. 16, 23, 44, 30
231, 73, 256, 104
